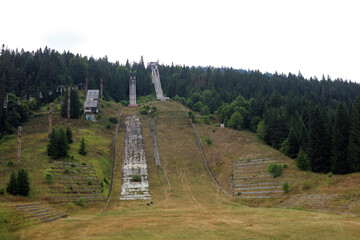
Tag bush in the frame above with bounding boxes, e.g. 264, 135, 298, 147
106, 124, 111, 129
64, 168, 70, 174
140, 109, 147, 115
67, 202, 75, 211
87, 180, 93, 186
109, 117, 118, 123
206, 137, 212, 145
268, 163, 283, 178
282, 182, 290, 193
132, 175, 141, 182
302, 180, 312, 190
76, 197, 85, 207
0, 189, 4, 195
103, 176, 109, 185
7, 160, 15, 167
45, 173, 54, 184
204, 116, 210, 125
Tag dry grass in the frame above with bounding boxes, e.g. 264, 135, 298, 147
2, 101, 360, 239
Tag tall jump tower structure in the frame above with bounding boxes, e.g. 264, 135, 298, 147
129, 72, 137, 107
149, 62, 169, 101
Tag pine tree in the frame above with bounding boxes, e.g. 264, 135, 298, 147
280, 127, 299, 159
61, 88, 82, 119
66, 126, 73, 144
6, 171, 18, 195
296, 148, 311, 171
17, 169, 30, 196
79, 137, 87, 155
348, 94, 360, 172
307, 106, 331, 173
47, 128, 58, 158
331, 103, 350, 174
56, 128, 68, 158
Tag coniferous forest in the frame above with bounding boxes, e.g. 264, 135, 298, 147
1, 46, 360, 174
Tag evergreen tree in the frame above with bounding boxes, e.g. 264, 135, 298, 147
47, 128, 58, 158
229, 111, 244, 130
66, 126, 73, 144
307, 106, 331, 173
6, 171, 18, 195
61, 88, 82, 119
17, 169, 30, 196
56, 128, 68, 158
331, 103, 350, 173
280, 127, 299, 158
296, 148, 311, 171
79, 137, 87, 155
348, 94, 360, 172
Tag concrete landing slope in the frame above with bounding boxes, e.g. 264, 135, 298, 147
120, 115, 151, 200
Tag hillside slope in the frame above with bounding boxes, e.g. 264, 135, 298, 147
3, 101, 359, 239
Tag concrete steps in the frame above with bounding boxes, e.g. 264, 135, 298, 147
120, 116, 151, 201
231, 158, 290, 199
280, 194, 359, 215
45, 161, 104, 203
14, 203, 67, 223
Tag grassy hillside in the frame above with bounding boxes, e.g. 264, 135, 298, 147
1, 101, 360, 239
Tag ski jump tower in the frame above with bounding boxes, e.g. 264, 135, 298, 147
129, 72, 137, 107
150, 62, 169, 101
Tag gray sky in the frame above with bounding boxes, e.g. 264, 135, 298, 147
1, 0, 359, 82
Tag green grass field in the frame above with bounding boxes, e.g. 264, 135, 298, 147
1, 100, 360, 239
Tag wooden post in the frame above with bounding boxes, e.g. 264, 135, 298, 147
67, 86, 71, 123
100, 78, 103, 100
17, 126, 22, 163
85, 78, 88, 99
48, 103, 52, 138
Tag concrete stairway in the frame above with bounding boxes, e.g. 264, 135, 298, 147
45, 161, 104, 203
231, 158, 290, 198
14, 203, 66, 223
280, 194, 359, 215
120, 115, 151, 200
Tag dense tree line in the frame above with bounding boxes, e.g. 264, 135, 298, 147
0, 46, 153, 137
1, 46, 360, 174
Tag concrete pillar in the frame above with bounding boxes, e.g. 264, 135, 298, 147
17, 126, 22, 163
67, 87, 71, 123
48, 103, 52, 138
100, 78, 103, 100
85, 78, 88, 99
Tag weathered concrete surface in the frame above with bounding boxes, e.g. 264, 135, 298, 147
150, 62, 169, 101
120, 115, 151, 200
146, 115, 161, 166
129, 73, 137, 107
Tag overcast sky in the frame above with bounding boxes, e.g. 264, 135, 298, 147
1, 0, 359, 82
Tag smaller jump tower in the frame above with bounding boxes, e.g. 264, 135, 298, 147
128, 73, 137, 107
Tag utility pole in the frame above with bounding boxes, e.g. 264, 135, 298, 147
67, 86, 71, 123
85, 78, 88, 99
100, 78, 103, 100
48, 103, 52, 138
17, 126, 22, 163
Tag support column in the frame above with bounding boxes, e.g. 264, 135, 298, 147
48, 103, 52, 138
67, 87, 71, 123
100, 78, 103, 100
17, 126, 22, 163
85, 78, 88, 99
